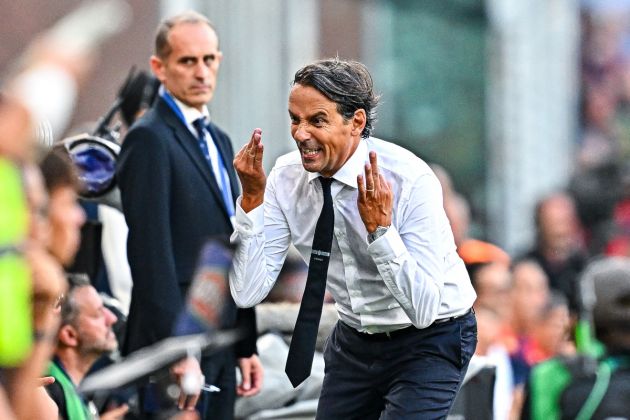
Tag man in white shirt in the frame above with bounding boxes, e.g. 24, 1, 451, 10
231, 58, 477, 419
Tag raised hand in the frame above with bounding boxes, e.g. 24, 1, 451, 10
234, 128, 266, 212
357, 151, 393, 233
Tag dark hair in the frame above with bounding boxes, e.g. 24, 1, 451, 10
39, 147, 80, 193
293, 58, 379, 139
155, 11, 217, 59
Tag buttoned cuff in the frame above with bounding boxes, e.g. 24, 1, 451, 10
234, 196, 265, 236
367, 225, 405, 263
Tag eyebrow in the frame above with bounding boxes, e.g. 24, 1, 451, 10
178, 55, 197, 62
288, 110, 328, 120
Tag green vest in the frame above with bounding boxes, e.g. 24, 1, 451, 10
529, 354, 630, 420
0, 158, 32, 366
48, 361, 92, 420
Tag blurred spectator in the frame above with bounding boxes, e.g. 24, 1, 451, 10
2, 160, 67, 420
40, 147, 86, 268
521, 292, 575, 367
474, 305, 515, 420
0, 2, 130, 418
524, 257, 630, 419
569, 160, 622, 255
519, 192, 588, 314
432, 163, 511, 273
501, 259, 550, 416
471, 261, 512, 319
46, 276, 128, 419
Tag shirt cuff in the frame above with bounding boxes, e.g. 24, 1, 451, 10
234, 196, 264, 235
367, 225, 405, 264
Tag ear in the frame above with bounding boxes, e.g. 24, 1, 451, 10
351, 109, 367, 137
150, 55, 167, 84
58, 325, 79, 348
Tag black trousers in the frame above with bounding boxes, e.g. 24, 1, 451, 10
316, 311, 477, 420
198, 350, 236, 420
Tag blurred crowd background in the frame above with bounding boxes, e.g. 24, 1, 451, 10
3, 0, 630, 419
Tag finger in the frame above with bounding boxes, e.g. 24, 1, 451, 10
235, 144, 249, 162
250, 368, 263, 393
177, 392, 196, 411
379, 174, 390, 193
238, 375, 260, 397
239, 365, 252, 393
185, 393, 199, 411
253, 143, 264, 167
357, 174, 366, 200
248, 130, 262, 161
369, 152, 380, 190
364, 163, 374, 193
238, 387, 258, 397
37, 376, 55, 387
237, 129, 261, 161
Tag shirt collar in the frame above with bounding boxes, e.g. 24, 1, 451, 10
161, 85, 210, 125
306, 139, 368, 189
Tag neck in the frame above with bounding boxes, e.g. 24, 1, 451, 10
55, 348, 99, 385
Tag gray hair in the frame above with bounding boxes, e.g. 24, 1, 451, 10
154, 11, 217, 59
293, 58, 379, 139
60, 273, 91, 327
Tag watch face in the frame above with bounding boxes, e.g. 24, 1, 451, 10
369, 226, 389, 243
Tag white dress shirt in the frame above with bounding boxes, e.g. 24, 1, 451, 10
230, 137, 476, 333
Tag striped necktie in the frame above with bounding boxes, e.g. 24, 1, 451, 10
193, 117, 235, 218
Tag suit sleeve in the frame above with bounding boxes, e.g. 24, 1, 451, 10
234, 307, 258, 357
117, 125, 183, 343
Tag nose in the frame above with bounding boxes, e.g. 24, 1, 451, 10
74, 203, 86, 228
293, 121, 310, 141
104, 307, 117, 325
194, 61, 210, 79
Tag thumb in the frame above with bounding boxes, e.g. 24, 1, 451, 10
240, 363, 251, 390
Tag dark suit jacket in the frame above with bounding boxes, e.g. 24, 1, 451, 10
116, 96, 256, 357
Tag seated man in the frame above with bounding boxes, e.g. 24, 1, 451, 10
46, 276, 128, 420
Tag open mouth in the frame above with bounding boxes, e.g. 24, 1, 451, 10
300, 146, 321, 159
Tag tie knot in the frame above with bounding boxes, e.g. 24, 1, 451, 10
319, 176, 333, 187
193, 117, 207, 132
319, 177, 333, 196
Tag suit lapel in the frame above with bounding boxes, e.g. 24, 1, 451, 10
156, 99, 229, 218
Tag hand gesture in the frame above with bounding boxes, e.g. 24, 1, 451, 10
236, 354, 264, 397
234, 128, 266, 212
357, 151, 393, 233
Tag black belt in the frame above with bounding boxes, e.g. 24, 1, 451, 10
433, 307, 474, 325
349, 308, 473, 342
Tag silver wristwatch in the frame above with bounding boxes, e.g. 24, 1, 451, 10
367, 225, 389, 244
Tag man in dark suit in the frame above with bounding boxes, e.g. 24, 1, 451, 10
116, 11, 262, 419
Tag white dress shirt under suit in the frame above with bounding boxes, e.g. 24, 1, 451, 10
230, 137, 476, 334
